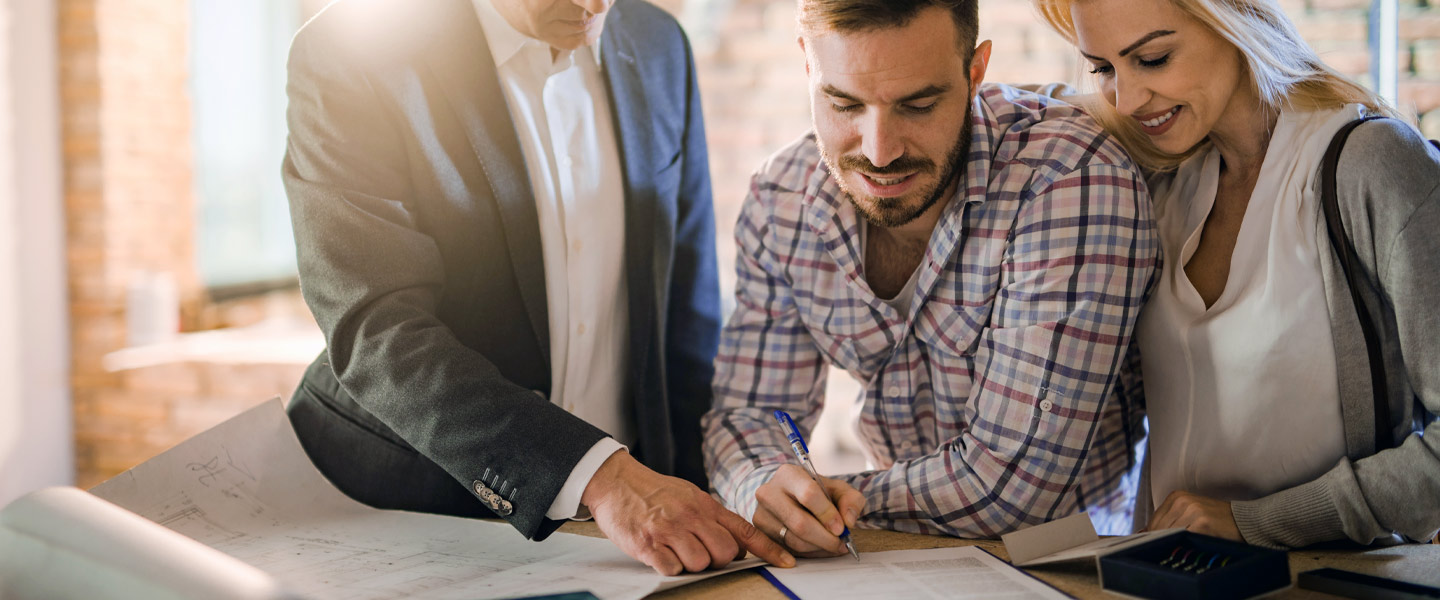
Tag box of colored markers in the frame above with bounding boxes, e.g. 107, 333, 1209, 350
1001, 512, 1291, 600
1097, 530, 1290, 600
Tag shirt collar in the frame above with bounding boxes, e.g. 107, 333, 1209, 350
472, 0, 604, 70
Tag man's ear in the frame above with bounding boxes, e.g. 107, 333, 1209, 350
798, 36, 809, 77
969, 39, 993, 89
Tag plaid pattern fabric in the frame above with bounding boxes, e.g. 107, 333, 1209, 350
702, 84, 1159, 537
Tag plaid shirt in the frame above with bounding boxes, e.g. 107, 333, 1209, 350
702, 84, 1158, 537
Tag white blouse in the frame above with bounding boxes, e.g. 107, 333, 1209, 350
1139, 106, 1365, 506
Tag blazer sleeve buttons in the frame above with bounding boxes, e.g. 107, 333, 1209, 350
472, 480, 515, 516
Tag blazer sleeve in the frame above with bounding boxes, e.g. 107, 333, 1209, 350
281, 17, 607, 541
662, 26, 722, 487
1232, 119, 1440, 547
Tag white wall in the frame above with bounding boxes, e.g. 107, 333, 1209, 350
0, 0, 70, 507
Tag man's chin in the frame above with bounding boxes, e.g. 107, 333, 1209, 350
851, 194, 929, 228
544, 29, 603, 52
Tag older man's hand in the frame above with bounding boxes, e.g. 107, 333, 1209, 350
582, 450, 795, 575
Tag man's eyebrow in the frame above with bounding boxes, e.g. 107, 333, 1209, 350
820, 83, 951, 104
897, 84, 950, 103
1118, 30, 1175, 57
821, 84, 860, 103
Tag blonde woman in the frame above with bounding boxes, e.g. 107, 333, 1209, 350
1033, 0, 1440, 548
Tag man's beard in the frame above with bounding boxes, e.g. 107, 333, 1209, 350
821, 104, 973, 229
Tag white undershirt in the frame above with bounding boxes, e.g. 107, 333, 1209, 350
1139, 106, 1363, 506
860, 223, 923, 316
474, 0, 629, 520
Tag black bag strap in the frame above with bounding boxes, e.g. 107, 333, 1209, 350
1319, 115, 1392, 452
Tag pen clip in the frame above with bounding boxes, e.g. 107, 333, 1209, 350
772, 410, 809, 453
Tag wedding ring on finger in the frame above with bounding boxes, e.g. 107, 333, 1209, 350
778, 525, 789, 543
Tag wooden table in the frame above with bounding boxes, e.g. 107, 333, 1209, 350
557, 522, 1440, 599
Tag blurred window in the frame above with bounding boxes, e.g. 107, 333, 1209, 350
190, 0, 301, 289
1370, 0, 1399, 106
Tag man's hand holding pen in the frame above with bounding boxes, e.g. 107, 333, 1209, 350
753, 464, 866, 558
754, 410, 866, 559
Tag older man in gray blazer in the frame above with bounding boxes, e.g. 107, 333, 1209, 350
282, 0, 791, 575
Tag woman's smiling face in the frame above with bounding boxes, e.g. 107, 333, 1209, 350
1071, 0, 1250, 154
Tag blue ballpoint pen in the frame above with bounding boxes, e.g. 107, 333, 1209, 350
772, 409, 861, 560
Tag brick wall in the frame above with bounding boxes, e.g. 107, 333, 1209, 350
60, 0, 309, 488
1402, 0, 1440, 136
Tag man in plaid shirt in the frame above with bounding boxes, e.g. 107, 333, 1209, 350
702, 0, 1158, 555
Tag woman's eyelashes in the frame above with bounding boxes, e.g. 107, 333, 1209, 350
1138, 53, 1171, 68
1087, 52, 1171, 76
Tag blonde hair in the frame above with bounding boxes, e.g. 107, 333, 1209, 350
1033, 0, 1400, 171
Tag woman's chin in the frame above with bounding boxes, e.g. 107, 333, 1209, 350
1150, 133, 1207, 156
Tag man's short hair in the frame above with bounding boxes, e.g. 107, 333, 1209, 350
797, 0, 980, 62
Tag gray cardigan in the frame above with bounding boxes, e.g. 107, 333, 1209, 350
1226, 117, 1440, 548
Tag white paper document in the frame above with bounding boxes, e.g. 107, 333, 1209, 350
1000, 511, 1181, 567
69, 398, 755, 600
762, 546, 1068, 600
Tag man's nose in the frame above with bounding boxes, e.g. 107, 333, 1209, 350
860, 112, 903, 169
575, 0, 613, 15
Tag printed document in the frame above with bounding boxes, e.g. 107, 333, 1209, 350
81, 399, 755, 600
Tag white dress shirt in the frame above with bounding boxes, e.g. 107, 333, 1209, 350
1139, 106, 1363, 507
473, 0, 630, 520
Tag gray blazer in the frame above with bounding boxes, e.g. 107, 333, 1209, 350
282, 0, 720, 541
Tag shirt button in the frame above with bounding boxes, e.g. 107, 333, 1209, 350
559, 154, 573, 167
886, 385, 901, 398
572, 240, 583, 253
1039, 399, 1054, 412
577, 323, 587, 335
